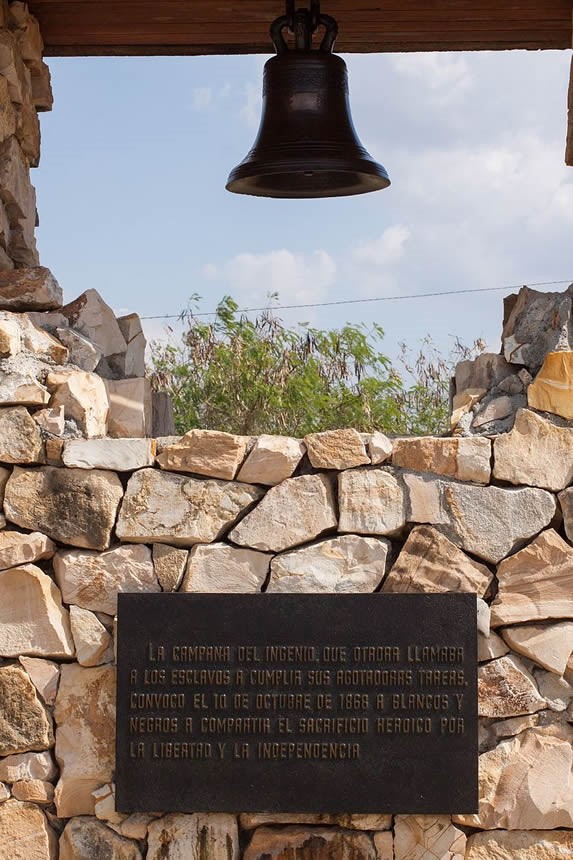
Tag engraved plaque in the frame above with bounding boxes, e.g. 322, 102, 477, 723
116, 593, 478, 813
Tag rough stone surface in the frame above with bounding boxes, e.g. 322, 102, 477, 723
0, 665, 53, 756
70, 605, 114, 666
454, 727, 573, 829
450, 388, 486, 430
59, 817, 142, 860
455, 352, 515, 393
478, 655, 546, 718
534, 669, 572, 712
491, 530, 573, 626
368, 432, 393, 465
147, 813, 239, 860
0, 316, 20, 356
237, 434, 304, 485
304, 428, 370, 470
55, 326, 102, 372
405, 473, 555, 563
382, 526, 492, 596
17, 657, 59, 706
0, 564, 74, 658
0, 368, 49, 405
157, 428, 249, 480
115, 312, 146, 377
392, 436, 491, 483
11, 779, 53, 804
373, 832, 393, 859
0, 530, 54, 570
494, 409, 573, 491
47, 370, 109, 438
338, 469, 406, 536
0, 751, 56, 783
62, 437, 155, 471
18, 316, 68, 363
502, 622, 573, 675
239, 814, 392, 830
0, 783, 9, 802
244, 827, 376, 860
528, 351, 573, 419
4, 466, 124, 550
472, 395, 515, 429
559, 486, 573, 542
394, 815, 466, 860
0, 405, 43, 463
502, 284, 573, 372
33, 406, 64, 436
478, 631, 510, 663
229, 474, 336, 552
465, 830, 573, 860
152, 544, 188, 592
181, 543, 271, 593
61, 289, 127, 357
54, 664, 115, 817
0, 267, 62, 311
117, 468, 262, 547
105, 377, 152, 438
54, 544, 158, 615
0, 800, 56, 859
268, 535, 389, 593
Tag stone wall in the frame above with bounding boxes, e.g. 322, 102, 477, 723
0, 274, 572, 858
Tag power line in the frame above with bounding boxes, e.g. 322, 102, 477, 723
139, 279, 573, 321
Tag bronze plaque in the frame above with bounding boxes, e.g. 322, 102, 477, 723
116, 593, 478, 813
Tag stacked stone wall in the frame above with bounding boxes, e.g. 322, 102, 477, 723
0, 273, 572, 857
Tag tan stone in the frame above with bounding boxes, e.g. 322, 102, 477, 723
113, 313, 147, 377
63, 438, 155, 471
59, 817, 142, 860
18, 316, 68, 363
373, 831, 393, 860
157, 428, 249, 480
33, 406, 64, 436
18, 657, 59, 706
338, 469, 406, 536
472, 395, 514, 428
0, 784, 8, 803
237, 434, 304, 485
5, 466, 124, 550
117, 468, 262, 547
0, 77, 16, 144
239, 814, 392, 830
558, 486, 573, 542
490, 714, 540, 740
466, 830, 573, 860
478, 631, 510, 662
54, 544, 158, 615
11, 780, 53, 805
31, 63, 53, 112
494, 409, 573, 491
10, 3, 45, 74
534, 669, 572, 711
478, 655, 546, 718
56, 326, 102, 372
454, 728, 573, 829
70, 605, 114, 667
152, 544, 188, 591
229, 474, 336, 552
147, 813, 239, 860
455, 352, 514, 393
54, 664, 115, 817
392, 436, 491, 483
61, 290, 127, 357
0, 800, 57, 859
0, 370, 49, 406
491, 530, 573, 626
0, 751, 56, 784
527, 351, 573, 419
382, 526, 492, 596
304, 428, 370, 470
244, 827, 376, 860
268, 535, 389, 593
502, 622, 573, 675
368, 432, 393, 465
0, 406, 43, 463
105, 378, 152, 438
0, 530, 54, 570
47, 370, 109, 438
0, 316, 20, 355
450, 388, 486, 430
394, 816, 465, 860
0, 564, 74, 658
118, 814, 155, 840
181, 543, 271, 593
0, 665, 53, 756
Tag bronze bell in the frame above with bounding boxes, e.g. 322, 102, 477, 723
226, 4, 390, 198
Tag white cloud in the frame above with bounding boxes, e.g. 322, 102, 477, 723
389, 53, 473, 104
353, 226, 411, 266
191, 87, 213, 110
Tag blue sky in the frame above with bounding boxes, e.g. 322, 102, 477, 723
33, 48, 573, 361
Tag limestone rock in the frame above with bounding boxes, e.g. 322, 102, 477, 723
0, 564, 74, 658
117, 468, 262, 547
454, 728, 573, 829
244, 827, 375, 860
11, 780, 53, 804
239, 814, 392, 830
105, 378, 152, 438
0, 369, 49, 406
92, 782, 124, 824
0, 530, 54, 570
59, 817, 142, 860
0, 665, 53, 756
472, 395, 515, 429
478, 655, 546, 718
338, 469, 406, 536
4, 466, 124, 550
0, 267, 62, 311
268, 535, 389, 593
157, 429, 249, 480
18, 658, 59, 706
181, 543, 271, 593
478, 631, 510, 662
368, 432, 393, 465
502, 622, 573, 675
0, 751, 56, 783
392, 436, 491, 483
494, 409, 573, 491
54, 664, 115, 817
147, 813, 239, 860
33, 406, 64, 436
70, 606, 114, 667
382, 526, 492, 596
394, 816, 465, 860
152, 544, 188, 592
47, 370, 109, 438
502, 284, 573, 372
0, 406, 43, 464
0, 316, 20, 356
114, 313, 146, 378
237, 434, 304, 485
63, 438, 155, 471
229, 474, 336, 552
536, 670, 572, 712
404, 473, 555, 563
528, 351, 573, 419
54, 544, 158, 615
0, 800, 56, 859
18, 316, 68, 364
455, 352, 514, 393
559, 486, 573, 541
373, 832, 393, 860
55, 327, 102, 372
450, 388, 486, 430
466, 830, 573, 860
491, 530, 573, 626
490, 714, 540, 741
304, 428, 370, 470
61, 290, 127, 357
0, 784, 8, 802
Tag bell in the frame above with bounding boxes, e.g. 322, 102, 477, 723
226, 5, 390, 199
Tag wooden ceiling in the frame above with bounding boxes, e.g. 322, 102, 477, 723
27, 1, 573, 57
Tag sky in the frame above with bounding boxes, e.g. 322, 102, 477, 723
32, 47, 573, 363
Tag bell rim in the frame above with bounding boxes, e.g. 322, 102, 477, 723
227, 155, 390, 192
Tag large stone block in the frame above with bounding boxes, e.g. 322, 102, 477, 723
502, 622, 573, 676
105, 377, 152, 438
394, 816, 465, 860
0, 267, 62, 312
304, 428, 370, 470
0, 665, 53, 756
478, 655, 546, 718
0, 405, 43, 463
47, 370, 109, 438
0, 751, 56, 783
338, 468, 406, 536
244, 827, 376, 860
237, 434, 305, 485
0, 800, 56, 859
152, 544, 188, 592
392, 436, 491, 483
502, 284, 573, 372
59, 817, 142, 860
181, 543, 271, 593
455, 352, 514, 393
493, 409, 573, 491
69, 606, 114, 667
466, 830, 573, 860
157, 429, 249, 480
528, 351, 573, 419
62, 438, 155, 471
61, 290, 127, 358
147, 813, 239, 860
